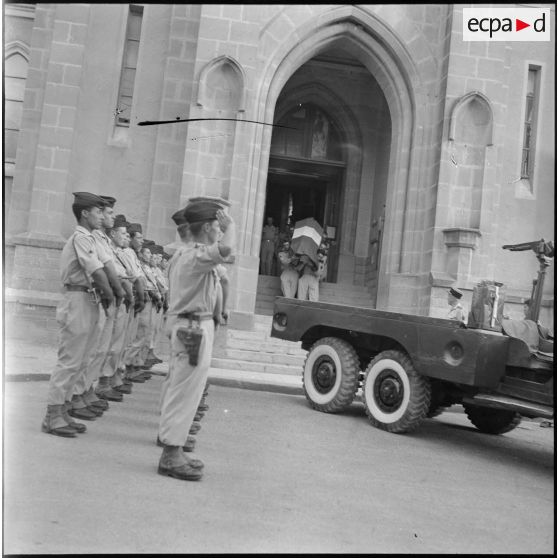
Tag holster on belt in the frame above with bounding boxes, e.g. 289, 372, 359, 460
175, 312, 211, 366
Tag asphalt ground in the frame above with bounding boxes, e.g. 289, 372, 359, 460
2, 372, 555, 554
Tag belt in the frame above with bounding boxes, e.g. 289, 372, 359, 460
177, 311, 213, 321
64, 284, 90, 292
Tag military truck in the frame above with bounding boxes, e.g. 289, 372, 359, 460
270, 298, 554, 434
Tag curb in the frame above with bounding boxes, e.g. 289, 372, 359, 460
4, 367, 305, 398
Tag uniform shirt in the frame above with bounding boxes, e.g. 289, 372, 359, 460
448, 303, 465, 323
92, 229, 114, 265
121, 247, 143, 282
140, 260, 160, 293
60, 226, 109, 287
262, 224, 277, 242
168, 242, 227, 316
110, 244, 131, 279
152, 265, 169, 295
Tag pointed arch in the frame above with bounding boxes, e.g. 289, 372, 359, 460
449, 91, 494, 146
197, 55, 246, 112
5, 40, 30, 61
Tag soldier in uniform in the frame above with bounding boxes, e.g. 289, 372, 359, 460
119, 222, 147, 383
158, 199, 235, 481
42, 192, 114, 437
75, 195, 131, 408
447, 287, 466, 323
146, 244, 168, 365
260, 215, 278, 275
123, 225, 154, 383
102, 214, 138, 395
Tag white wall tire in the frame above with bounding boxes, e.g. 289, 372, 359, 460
302, 337, 360, 413
363, 350, 431, 433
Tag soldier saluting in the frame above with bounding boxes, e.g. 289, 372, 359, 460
158, 199, 235, 481
42, 192, 114, 437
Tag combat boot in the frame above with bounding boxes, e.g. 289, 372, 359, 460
157, 446, 203, 480
96, 376, 123, 402
62, 401, 87, 433
83, 386, 109, 410
69, 395, 98, 421
41, 405, 77, 437
189, 421, 201, 434
194, 411, 205, 422
197, 400, 209, 412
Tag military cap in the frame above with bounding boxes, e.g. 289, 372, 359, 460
99, 195, 116, 208
188, 195, 231, 209
72, 192, 106, 209
449, 287, 463, 299
150, 244, 163, 255
127, 222, 142, 235
143, 239, 155, 247
184, 200, 222, 224
113, 214, 129, 229
162, 252, 171, 260
171, 208, 188, 226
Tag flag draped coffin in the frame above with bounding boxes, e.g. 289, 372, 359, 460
290, 218, 323, 267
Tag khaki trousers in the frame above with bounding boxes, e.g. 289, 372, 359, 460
127, 300, 152, 366
158, 317, 214, 446
101, 303, 130, 377
74, 304, 116, 394
47, 292, 100, 406
297, 274, 319, 302
280, 268, 299, 298
121, 309, 139, 368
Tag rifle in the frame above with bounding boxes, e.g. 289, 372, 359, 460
502, 239, 554, 322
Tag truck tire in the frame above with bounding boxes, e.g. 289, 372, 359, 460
463, 404, 521, 435
362, 350, 431, 433
302, 337, 360, 413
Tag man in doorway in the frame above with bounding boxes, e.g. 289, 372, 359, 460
260, 216, 278, 275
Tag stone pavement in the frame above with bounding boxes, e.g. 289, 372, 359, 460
3, 335, 303, 396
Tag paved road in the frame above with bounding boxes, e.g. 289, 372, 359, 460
3, 376, 555, 554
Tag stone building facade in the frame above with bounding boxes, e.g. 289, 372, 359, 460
4, 3, 555, 330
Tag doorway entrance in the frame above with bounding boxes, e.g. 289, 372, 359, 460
262, 155, 344, 282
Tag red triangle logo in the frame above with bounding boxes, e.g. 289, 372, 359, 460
516, 19, 530, 31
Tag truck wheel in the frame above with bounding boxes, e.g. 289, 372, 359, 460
302, 337, 360, 413
362, 350, 431, 433
463, 404, 521, 435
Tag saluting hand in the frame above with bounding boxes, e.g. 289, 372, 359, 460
217, 209, 233, 232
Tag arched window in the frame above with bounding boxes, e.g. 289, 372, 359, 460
271, 104, 343, 161
5, 51, 29, 162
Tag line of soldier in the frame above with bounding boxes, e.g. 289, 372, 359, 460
41, 192, 188, 435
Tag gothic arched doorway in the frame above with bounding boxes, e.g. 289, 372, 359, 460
261, 102, 346, 282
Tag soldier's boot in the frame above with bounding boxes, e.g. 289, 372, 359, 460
194, 411, 205, 422
41, 405, 78, 437
111, 369, 132, 394
62, 401, 87, 433
96, 376, 124, 402
83, 386, 109, 410
197, 398, 209, 412
157, 446, 203, 480
182, 435, 197, 452
146, 348, 163, 364
189, 421, 202, 435
125, 364, 145, 383
68, 395, 98, 421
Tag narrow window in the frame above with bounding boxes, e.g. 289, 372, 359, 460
521, 66, 540, 181
4, 52, 29, 162
115, 5, 143, 126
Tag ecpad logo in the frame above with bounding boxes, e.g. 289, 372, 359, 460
463, 8, 550, 41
